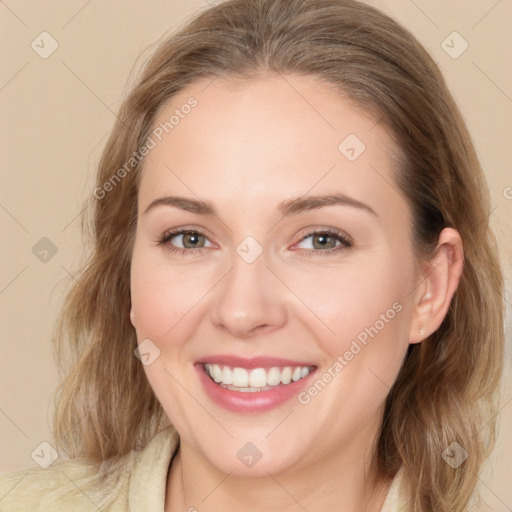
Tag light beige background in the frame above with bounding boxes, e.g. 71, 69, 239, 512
1, 0, 511, 509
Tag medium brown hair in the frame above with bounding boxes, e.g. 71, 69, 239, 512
51, 1, 505, 510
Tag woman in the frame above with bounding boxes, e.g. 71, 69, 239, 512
0, 0, 504, 510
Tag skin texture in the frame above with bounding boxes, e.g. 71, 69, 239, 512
129, 73, 464, 512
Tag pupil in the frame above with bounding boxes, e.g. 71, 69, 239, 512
184, 233, 202, 248
314, 234, 334, 249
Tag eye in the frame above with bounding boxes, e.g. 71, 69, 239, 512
293, 229, 352, 256
155, 227, 352, 257
156, 229, 214, 256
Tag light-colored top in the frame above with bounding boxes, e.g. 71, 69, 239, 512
0, 426, 409, 511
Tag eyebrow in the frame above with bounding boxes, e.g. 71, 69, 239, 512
143, 193, 377, 217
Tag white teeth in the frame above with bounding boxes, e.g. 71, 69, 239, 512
267, 367, 281, 386
249, 368, 267, 388
222, 366, 233, 385
281, 367, 292, 385
232, 367, 249, 387
211, 364, 222, 383
204, 363, 313, 391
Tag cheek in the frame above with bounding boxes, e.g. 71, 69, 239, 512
129, 248, 215, 432
285, 253, 413, 349
289, 261, 413, 427
130, 247, 212, 342
287, 253, 415, 414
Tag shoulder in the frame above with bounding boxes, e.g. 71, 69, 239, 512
0, 456, 121, 512
379, 467, 411, 512
0, 426, 179, 512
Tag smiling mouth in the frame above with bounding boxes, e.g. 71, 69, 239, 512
203, 363, 315, 392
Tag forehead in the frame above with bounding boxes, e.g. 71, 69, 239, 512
138, 73, 405, 220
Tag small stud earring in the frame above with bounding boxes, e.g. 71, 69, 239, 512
419, 324, 426, 338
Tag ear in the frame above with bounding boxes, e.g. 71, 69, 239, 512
409, 227, 464, 344
130, 306, 136, 328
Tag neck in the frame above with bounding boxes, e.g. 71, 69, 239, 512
165, 432, 393, 512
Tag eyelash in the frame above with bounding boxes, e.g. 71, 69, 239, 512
156, 228, 353, 257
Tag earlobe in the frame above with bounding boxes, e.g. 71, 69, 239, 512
409, 228, 464, 344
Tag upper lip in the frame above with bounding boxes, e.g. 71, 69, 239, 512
197, 354, 316, 369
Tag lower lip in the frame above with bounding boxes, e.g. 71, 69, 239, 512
195, 364, 317, 414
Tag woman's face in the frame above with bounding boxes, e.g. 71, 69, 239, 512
130, 74, 422, 476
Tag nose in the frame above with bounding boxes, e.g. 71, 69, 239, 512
209, 249, 288, 340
